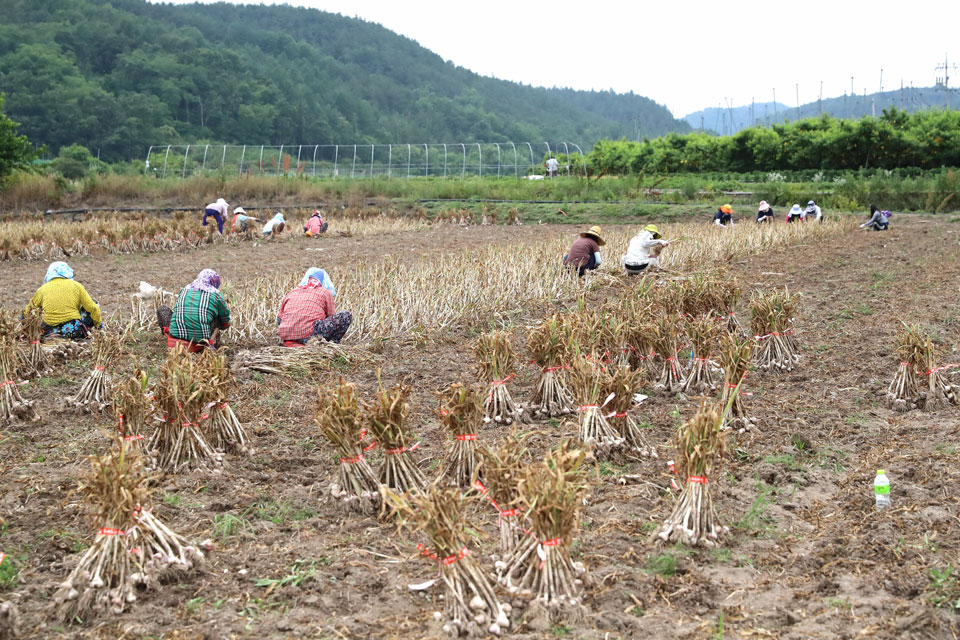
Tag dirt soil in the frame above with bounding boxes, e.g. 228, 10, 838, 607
1, 216, 959, 639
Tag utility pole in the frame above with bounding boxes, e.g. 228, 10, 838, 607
935, 53, 958, 110
773, 88, 777, 120
795, 83, 800, 120
818, 81, 823, 115
751, 97, 755, 126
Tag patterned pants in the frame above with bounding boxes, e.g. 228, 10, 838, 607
42, 310, 95, 340
313, 310, 352, 343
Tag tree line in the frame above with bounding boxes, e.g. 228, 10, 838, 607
589, 108, 960, 174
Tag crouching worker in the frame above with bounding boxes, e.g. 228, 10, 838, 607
756, 201, 775, 224
860, 205, 891, 231
25, 262, 101, 340
303, 210, 328, 236
563, 226, 604, 277
622, 224, 669, 275
262, 212, 286, 239
713, 204, 734, 227
156, 269, 230, 352
231, 207, 260, 233
277, 268, 352, 346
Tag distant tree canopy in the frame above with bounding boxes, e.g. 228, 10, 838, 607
0, 0, 689, 162
0, 93, 40, 183
588, 109, 960, 174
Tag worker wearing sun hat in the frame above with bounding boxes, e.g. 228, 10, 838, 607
786, 203, 804, 223
622, 224, 670, 275
713, 204, 734, 227
756, 201, 775, 224
563, 225, 604, 277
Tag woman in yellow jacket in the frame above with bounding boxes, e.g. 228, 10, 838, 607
25, 262, 101, 339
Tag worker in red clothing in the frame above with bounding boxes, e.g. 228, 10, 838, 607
562, 225, 605, 277
277, 267, 352, 346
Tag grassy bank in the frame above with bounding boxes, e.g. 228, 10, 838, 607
2, 169, 958, 215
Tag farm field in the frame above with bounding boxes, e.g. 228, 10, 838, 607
0, 213, 959, 640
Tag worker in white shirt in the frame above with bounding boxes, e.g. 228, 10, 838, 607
545, 156, 560, 178
202, 198, 229, 234
622, 224, 670, 275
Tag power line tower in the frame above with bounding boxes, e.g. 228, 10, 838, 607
935, 53, 959, 109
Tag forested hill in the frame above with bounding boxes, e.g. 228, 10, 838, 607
0, 0, 690, 162
684, 87, 960, 134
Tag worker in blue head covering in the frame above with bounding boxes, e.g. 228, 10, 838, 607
277, 267, 352, 346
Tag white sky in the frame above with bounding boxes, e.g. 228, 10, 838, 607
153, 0, 959, 117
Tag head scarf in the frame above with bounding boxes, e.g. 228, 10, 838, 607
298, 267, 336, 296
186, 268, 222, 293
217, 198, 228, 208
311, 210, 322, 218
44, 261, 74, 284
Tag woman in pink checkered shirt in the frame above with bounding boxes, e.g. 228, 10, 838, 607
277, 268, 352, 346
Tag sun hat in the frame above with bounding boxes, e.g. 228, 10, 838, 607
233, 206, 246, 215
758, 201, 768, 211
790, 204, 803, 215
721, 204, 733, 214
580, 225, 605, 245
643, 224, 661, 239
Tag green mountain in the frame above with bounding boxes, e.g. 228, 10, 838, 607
0, 0, 689, 162
684, 87, 960, 134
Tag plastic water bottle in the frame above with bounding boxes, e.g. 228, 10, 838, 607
874, 470, 891, 509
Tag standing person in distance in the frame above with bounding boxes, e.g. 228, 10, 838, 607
622, 224, 670, 274
713, 204, 734, 227
805, 200, 823, 223
202, 198, 229, 234
756, 201, 775, 224
545, 155, 560, 178
563, 225, 604, 277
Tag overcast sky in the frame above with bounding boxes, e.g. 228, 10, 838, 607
153, 0, 958, 117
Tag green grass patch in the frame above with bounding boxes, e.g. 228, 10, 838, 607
213, 511, 253, 545
736, 478, 778, 535
255, 558, 318, 590
928, 565, 960, 610
761, 453, 803, 471
0, 554, 19, 590
252, 499, 317, 524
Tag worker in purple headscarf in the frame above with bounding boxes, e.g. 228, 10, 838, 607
156, 269, 231, 352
